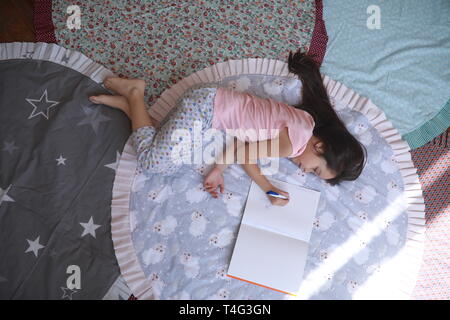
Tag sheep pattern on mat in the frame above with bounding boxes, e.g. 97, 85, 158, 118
130, 74, 408, 299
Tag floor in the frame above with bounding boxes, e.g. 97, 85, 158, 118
0, 0, 35, 42
0, 0, 448, 300
0, 0, 446, 133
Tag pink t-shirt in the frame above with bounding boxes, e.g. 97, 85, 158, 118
211, 87, 315, 158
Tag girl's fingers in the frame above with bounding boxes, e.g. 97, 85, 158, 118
207, 187, 215, 193
280, 191, 290, 198
273, 197, 289, 206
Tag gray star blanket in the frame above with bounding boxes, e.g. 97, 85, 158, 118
0, 42, 129, 299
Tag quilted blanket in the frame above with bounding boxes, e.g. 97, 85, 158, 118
111, 59, 426, 300
0, 42, 126, 299
320, 0, 450, 149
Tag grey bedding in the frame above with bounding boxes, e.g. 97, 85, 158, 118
0, 47, 129, 299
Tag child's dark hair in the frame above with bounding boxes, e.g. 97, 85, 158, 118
287, 49, 367, 185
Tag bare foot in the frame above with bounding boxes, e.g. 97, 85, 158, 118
103, 77, 146, 97
89, 95, 131, 118
89, 94, 160, 127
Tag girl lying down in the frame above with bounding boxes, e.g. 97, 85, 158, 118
89, 49, 366, 206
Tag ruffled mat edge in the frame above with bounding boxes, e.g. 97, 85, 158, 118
0, 42, 114, 82
116, 58, 426, 300
0, 42, 425, 300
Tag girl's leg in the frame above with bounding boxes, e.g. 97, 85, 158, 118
102, 77, 181, 175
130, 84, 217, 176
89, 95, 131, 118
100, 77, 152, 131
89, 94, 160, 127
128, 90, 153, 131
102, 78, 217, 176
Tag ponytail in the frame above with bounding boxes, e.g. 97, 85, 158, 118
287, 49, 367, 185
287, 50, 345, 129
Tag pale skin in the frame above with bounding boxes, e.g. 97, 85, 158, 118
90, 77, 337, 206
204, 130, 337, 206
89, 81, 159, 129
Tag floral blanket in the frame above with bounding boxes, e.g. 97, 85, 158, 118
51, 0, 317, 104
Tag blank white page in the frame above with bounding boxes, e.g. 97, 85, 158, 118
242, 178, 321, 242
227, 223, 309, 295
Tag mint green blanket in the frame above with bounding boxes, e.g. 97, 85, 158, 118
320, 0, 449, 149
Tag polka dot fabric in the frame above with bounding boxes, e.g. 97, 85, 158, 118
34, 0, 57, 43
411, 132, 450, 300
131, 86, 217, 176
307, 0, 327, 66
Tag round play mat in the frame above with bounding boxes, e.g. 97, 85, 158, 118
0, 42, 126, 299
110, 58, 426, 300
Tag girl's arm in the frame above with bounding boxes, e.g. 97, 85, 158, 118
241, 163, 290, 206
214, 127, 293, 173
204, 127, 293, 201
240, 163, 272, 192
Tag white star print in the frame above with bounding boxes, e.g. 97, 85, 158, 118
80, 217, 101, 238
61, 287, 78, 300
22, 51, 34, 59
104, 151, 121, 172
56, 154, 67, 166
0, 185, 15, 206
77, 104, 112, 134
25, 89, 60, 120
25, 236, 45, 257
61, 53, 70, 64
2, 141, 19, 155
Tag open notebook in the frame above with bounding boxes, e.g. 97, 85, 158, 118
227, 178, 321, 296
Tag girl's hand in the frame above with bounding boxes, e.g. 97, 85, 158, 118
267, 186, 290, 207
204, 166, 225, 198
